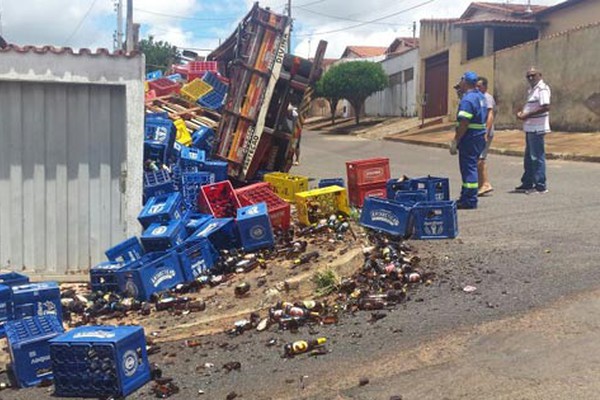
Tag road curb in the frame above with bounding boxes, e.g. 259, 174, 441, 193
384, 137, 600, 163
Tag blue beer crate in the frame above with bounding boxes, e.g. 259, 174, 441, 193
118, 252, 184, 301
386, 178, 412, 199
197, 91, 224, 110
144, 116, 174, 146
11, 282, 62, 321
166, 73, 183, 82
191, 126, 215, 153
203, 160, 228, 182
411, 201, 458, 239
5, 315, 64, 388
146, 70, 163, 81
187, 218, 239, 250
408, 176, 450, 202
144, 141, 169, 164
182, 172, 215, 212
179, 147, 206, 172
318, 178, 345, 189
138, 192, 186, 229
393, 189, 428, 205
0, 271, 30, 287
144, 169, 175, 200
236, 202, 275, 252
184, 213, 214, 235
141, 220, 188, 252
201, 71, 228, 95
170, 141, 184, 165
359, 197, 413, 237
105, 236, 144, 263
50, 325, 150, 398
0, 284, 12, 337
175, 239, 220, 281
90, 262, 129, 294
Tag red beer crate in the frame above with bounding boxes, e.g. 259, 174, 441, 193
198, 181, 242, 218
148, 78, 181, 97
187, 61, 219, 81
235, 182, 291, 230
346, 157, 390, 186
348, 182, 387, 207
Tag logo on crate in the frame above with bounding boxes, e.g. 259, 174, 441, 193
247, 206, 260, 215
367, 189, 386, 197
122, 350, 139, 377
424, 221, 444, 235
435, 193, 444, 201
151, 269, 177, 287
30, 351, 51, 365
154, 126, 169, 143
191, 259, 207, 275
365, 168, 384, 179
369, 210, 399, 226
197, 222, 218, 237
125, 280, 139, 298
73, 331, 116, 339
37, 301, 58, 316
149, 204, 165, 214
152, 226, 168, 236
250, 225, 266, 240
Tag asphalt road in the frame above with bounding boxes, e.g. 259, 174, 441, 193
3, 131, 600, 400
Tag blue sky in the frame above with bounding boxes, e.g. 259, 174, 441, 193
1, 0, 564, 59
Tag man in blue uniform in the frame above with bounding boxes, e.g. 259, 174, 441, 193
451, 71, 487, 209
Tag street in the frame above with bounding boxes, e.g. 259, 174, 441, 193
3, 130, 600, 400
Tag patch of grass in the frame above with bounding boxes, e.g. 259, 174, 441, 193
312, 268, 340, 297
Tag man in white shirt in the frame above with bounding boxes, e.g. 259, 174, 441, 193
515, 67, 551, 194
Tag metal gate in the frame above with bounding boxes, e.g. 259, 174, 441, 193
424, 52, 449, 118
0, 81, 128, 277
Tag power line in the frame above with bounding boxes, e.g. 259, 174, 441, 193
296, 0, 437, 37
64, 0, 100, 44
295, 6, 410, 27
134, 8, 239, 22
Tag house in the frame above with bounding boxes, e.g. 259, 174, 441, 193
418, 0, 600, 131
365, 38, 420, 117
339, 46, 387, 61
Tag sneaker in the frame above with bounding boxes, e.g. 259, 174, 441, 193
514, 184, 533, 193
526, 187, 548, 195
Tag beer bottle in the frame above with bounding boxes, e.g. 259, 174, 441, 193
283, 338, 327, 357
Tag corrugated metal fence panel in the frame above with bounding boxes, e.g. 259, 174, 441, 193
0, 81, 127, 275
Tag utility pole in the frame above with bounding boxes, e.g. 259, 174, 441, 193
287, 0, 292, 54
412, 21, 416, 39
114, 0, 123, 51
125, 0, 133, 52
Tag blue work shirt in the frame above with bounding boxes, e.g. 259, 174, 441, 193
457, 89, 487, 137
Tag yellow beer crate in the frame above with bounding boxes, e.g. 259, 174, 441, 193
263, 172, 309, 202
180, 78, 213, 104
295, 186, 351, 226
173, 118, 193, 146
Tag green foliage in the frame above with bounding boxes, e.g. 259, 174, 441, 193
312, 268, 340, 297
315, 73, 341, 124
316, 61, 388, 125
138, 36, 181, 74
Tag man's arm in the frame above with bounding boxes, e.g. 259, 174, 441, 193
455, 118, 469, 142
486, 107, 494, 140
517, 104, 550, 120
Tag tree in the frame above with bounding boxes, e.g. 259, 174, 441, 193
315, 71, 342, 125
138, 36, 181, 74
317, 61, 388, 125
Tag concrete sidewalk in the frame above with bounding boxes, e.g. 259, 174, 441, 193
386, 127, 600, 163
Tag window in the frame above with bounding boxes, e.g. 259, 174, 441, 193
389, 72, 403, 86
403, 68, 414, 83
466, 27, 484, 60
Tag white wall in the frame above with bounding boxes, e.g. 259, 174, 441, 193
365, 48, 419, 117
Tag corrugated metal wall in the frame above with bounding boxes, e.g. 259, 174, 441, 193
0, 81, 128, 276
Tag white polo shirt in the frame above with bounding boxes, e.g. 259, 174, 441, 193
523, 80, 551, 133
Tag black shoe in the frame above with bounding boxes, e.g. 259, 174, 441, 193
457, 202, 477, 210
514, 184, 533, 193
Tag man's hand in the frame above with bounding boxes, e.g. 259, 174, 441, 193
516, 111, 526, 121
449, 139, 458, 155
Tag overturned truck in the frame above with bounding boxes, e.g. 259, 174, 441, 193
208, 3, 327, 182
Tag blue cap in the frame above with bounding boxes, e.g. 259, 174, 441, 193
462, 71, 478, 84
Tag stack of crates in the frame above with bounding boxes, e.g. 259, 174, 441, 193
50, 325, 151, 398
295, 186, 351, 226
236, 203, 275, 252
141, 220, 188, 252
263, 172, 309, 202
143, 169, 175, 202
235, 182, 291, 230
181, 172, 215, 212
198, 180, 242, 218
148, 77, 180, 97
11, 282, 62, 320
105, 237, 145, 263
175, 239, 220, 280
411, 200, 458, 239
5, 315, 64, 387
346, 157, 390, 207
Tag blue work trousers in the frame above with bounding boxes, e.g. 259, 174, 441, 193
458, 134, 486, 207
521, 132, 546, 190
